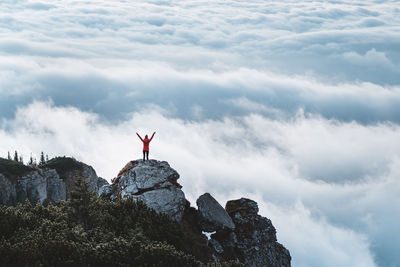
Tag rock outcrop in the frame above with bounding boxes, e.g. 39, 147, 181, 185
209, 198, 291, 267
100, 159, 186, 222
101, 159, 291, 266
196, 193, 235, 232
0, 157, 107, 205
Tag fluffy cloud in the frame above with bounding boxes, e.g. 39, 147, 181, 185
2, 101, 400, 266
2, 0, 400, 266
1, 0, 400, 123
1, 54, 400, 124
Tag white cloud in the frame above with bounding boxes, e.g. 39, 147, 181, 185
259, 201, 376, 267
2, 101, 400, 266
342, 48, 395, 69
1, 0, 400, 266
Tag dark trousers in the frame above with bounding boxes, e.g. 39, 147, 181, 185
143, 150, 149, 161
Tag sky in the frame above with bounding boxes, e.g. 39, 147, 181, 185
1, 0, 400, 266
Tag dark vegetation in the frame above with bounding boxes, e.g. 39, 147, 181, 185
43, 156, 83, 174
0, 158, 33, 178
0, 178, 241, 267
0, 156, 82, 183
43, 156, 84, 182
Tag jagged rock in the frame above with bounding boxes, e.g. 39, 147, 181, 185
226, 197, 259, 218
196, 193, 235, 232
104, 159, 186, 222
210, 198, 291, 267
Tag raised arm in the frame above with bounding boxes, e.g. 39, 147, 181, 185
136, 132, 144, 142
149, 132, 156, 141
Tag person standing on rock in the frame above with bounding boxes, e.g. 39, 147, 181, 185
136, 132, 155, 161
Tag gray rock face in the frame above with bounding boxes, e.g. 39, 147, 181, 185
102, 159, 186, 222
82, 165, 101, 192
45, 169, 66, 202
98, 184, 113, 199
0, 174, 16, 205
196, 193, 235, 232
61, 163, 105, 194
97, 177, 109, 189
210, 198, 291, 267
16, 171, 47, 204
0, 158, 108, 205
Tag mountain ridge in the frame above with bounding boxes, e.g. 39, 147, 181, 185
0, 156, 291, 266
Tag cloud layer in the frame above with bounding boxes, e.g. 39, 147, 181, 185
1, 0, 400, 123
2, 101, 400, 266
1, 0, 400, 266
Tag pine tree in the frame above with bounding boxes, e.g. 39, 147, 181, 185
19, 156, 23, 164
46, 154, 49, 161
14, 151, 18, 162
29, 154, 33, 165
70, 178, 93, 230
7, 151, 11, 160
40, 152, 45, 165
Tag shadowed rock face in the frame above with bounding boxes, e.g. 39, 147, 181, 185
196, 193, 235, 232
100, 159, 186, 222
209, 198, 291, 267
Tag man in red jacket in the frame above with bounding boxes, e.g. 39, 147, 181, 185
136, 132, 156, 161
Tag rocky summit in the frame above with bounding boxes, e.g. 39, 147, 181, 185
99, 159, 186, 222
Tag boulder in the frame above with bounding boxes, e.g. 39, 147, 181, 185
210, 198, 291, 267
196, 193, 235, 232
104, 159, 186, 222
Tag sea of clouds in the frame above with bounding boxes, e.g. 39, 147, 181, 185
1, 0, 400, 266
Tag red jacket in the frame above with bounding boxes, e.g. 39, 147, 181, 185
137, 133, 155, 151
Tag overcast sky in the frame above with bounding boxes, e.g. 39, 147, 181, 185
1, 1, 400, 266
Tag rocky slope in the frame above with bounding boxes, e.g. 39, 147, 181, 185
101, 159, 291, 266
0, 157, 107, 205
